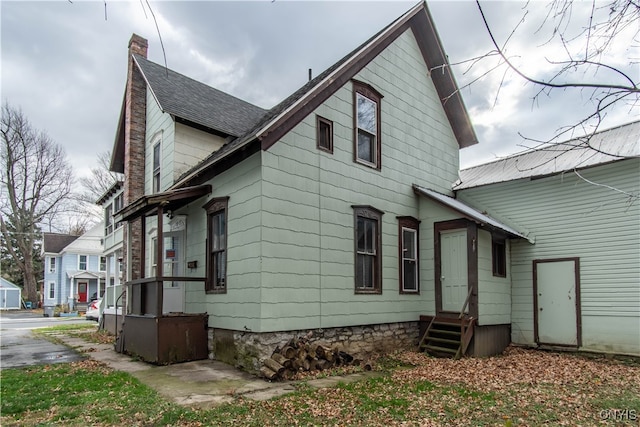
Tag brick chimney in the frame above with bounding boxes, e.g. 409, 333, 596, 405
123, 34, 148, 280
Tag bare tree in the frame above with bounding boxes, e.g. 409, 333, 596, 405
443, 0, 638, 150
78, 151, 123, 204
0, 102, 74, 303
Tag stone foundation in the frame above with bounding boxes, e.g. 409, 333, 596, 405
208, 321, 419, 374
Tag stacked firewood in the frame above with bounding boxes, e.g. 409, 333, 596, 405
260, 336, 368, 380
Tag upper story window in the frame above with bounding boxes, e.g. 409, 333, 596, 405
105, 204, 113, 235
114, 193, 123, 212
316, 115, 333, 153
100, 256, 106, 272
492, 236, 507, 277
204, 197, 229, 294
49, 257, 56, 273
398, 217, 420, 294
78, 255, 88, 271
152, 141, 161, 193
353, 81, 382, 169
353, 205, 383, 294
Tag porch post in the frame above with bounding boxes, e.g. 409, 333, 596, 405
156, 206, 164, 316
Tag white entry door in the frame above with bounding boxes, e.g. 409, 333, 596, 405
535, 259, 580, 346
162, 230, 185, 314
440, 229, 468, 313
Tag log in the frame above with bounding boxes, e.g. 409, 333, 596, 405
260, 366, 278, 380
264, 358, 285, 376
338, 351, 354, 364
271, 353, 291, 368
316, 359, 330, 371
315, 345, 332, 358
282, 345, 297, 359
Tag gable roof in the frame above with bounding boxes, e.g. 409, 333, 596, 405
0, 277, 21, 289
455, 121, 640, 190
133, 55, 267, 137
170, 1, 477, 188
43, 233, 79, 254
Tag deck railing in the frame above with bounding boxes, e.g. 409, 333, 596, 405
126, 276, 205, 316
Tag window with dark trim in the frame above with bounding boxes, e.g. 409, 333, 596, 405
398, 216, 420, 293
317, 115, 333, 153
353, 81, 382, 169
152, 141, 161, 193
492, 237, 507, 277
353, 205, 383, 293
204, 197, 229, 293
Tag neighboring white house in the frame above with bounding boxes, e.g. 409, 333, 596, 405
0, 277, 22, 310
96, 181, 125, 330
455, 121, 640, 356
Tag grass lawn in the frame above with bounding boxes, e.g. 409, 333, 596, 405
1, 329, 638, 426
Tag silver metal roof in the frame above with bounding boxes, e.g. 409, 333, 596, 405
413, 185, 530, 241
455, 121, 640, 190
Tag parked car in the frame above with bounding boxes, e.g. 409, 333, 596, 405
85, 299, 102, 322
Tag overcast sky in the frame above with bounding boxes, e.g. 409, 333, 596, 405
2, 0, 637, 183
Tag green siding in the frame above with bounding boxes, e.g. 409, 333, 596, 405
476, 229, 511, 325
459, 159, 640, 355
179, 153, 263, 331
258, 29, 461, 331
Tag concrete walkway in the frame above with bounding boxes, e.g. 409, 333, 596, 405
51, 332, 380, 408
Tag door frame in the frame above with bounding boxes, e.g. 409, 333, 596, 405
533, 257, 582, 347
434, 219, 478, 319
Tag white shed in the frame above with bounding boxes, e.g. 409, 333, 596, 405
0, 277, 22, 310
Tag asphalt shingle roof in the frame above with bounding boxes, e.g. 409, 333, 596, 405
43, 233, 79, 254
134, 55, 267, 137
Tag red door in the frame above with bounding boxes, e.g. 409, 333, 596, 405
78, 282, 87, 302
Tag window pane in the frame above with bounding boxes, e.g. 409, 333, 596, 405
153, 143, 160, 170
357, 218, 365, 251
357, 130, 374, 163
319, 121, 331, 149
403, 260, 416, 290
356, 254, 374, 288
214, 252, 226, 286
403, 229, 415, 259
365, 219, 375, 253
357, 94, 376, 134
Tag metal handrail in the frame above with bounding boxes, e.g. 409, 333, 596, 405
114, 289, 126, 348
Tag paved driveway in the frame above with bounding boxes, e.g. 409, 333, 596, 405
0, 310, 85, 369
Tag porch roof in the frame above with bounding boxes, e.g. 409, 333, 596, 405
66, 271, 105, 280
115, 184, 211, 223
413, 185, 532, 242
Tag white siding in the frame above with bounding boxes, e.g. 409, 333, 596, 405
459, 159, 640, 355
145, 88, 175, 193
174, 123, 226, 181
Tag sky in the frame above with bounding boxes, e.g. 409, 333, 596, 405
1, 0, 637, 183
